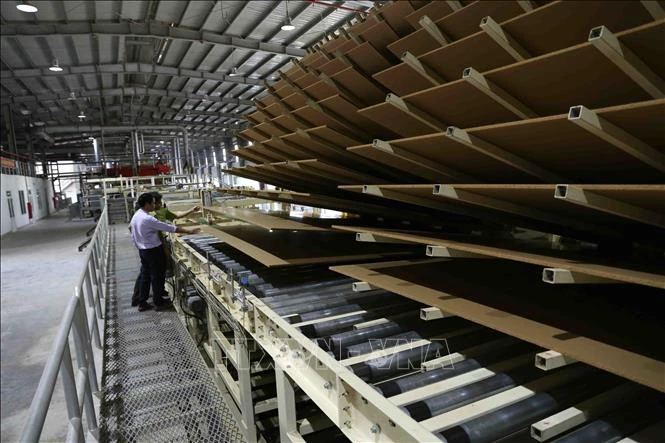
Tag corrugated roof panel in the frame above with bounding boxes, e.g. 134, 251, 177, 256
94, 0, 117, 21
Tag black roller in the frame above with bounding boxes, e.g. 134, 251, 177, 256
328, 321, 404, 357
352, 341, 445, 382
300, 313, 368, 338
376, 358, 483, 397
441, 371, 617, 443
404, 373, 517, 421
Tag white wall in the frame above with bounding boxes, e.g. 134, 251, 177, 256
1, 174, 52, 236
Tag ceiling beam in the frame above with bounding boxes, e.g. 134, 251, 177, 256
0, 62, 270, 86
0, 21, 307, 57
17, 104, 249, 121
1, 87, 256, 106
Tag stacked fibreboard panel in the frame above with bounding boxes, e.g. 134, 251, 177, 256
226, 0, 665, 441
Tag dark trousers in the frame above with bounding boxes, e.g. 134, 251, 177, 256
132, 245, 173, 305
137, 246, 168, 305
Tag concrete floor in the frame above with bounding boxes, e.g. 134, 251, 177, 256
1, 211, 98, 441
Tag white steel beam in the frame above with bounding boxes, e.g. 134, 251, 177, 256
542, 268, 620, 284
462, 67, 538, 119
567, 105, 665, 172
531, 383, 643, 441
420, 307, 454, 321
588, 26, 665, 98
479, 16, 531, 61
418, 16, 450, 46
356, 232, 416, 244
446, 1, 463, 10
372, 139, 476, 182
401, 51, 446, 86
517, 1, 535, 12
641, 1, 665, 18
385, 93, 449, 133
555, 184, 665, 228
535, 350, 578, 371
444, 127, 563, 181
426, 245, 489, 259
352, 281, 374, 292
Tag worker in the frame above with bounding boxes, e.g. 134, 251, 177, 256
130, 192, 200, 312
130, 192, 201, 306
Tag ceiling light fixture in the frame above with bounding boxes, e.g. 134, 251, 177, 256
281, 0, 295, 31
78, 111, 86, 119
228, 67, 240, 77
49, 59, 63, 72
16, 1, 38, 13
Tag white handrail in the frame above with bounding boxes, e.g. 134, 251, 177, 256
20, 202, 110, 442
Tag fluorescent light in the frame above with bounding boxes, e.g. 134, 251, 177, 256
16, 1, 38, 13
49, 60, 63, 72
281, 20, 295, 31
78, 111, 86, 118
228, 67, 240, 77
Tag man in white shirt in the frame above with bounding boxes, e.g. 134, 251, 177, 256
130, 192, 200, 311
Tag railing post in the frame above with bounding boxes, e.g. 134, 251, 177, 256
20, 296, 80, 443
72, 297, 99, 436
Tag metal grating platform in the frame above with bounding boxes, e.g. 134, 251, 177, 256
100, 225, 246, 443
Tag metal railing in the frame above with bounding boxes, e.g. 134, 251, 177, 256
20, 202, 110, 442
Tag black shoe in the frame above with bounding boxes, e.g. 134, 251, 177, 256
138, 302, 153, 312
154, 301, 175, 312
131, 300, 139, 307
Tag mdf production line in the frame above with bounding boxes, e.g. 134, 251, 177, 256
160, 1, 665, 443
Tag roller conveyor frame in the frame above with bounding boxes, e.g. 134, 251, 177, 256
171, 233, 664, 443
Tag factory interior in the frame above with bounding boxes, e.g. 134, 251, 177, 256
1, 0, 664, 442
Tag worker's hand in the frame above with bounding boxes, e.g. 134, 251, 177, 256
186, 227, 201, 234
191, 205, 201, 212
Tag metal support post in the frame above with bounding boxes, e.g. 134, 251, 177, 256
462, 67, 538, 119
275, 366, 305, 443
444, 127, 563, 182
588, 26, 665, 98
480, 16, 531, 61
418, 16, 449, 46
567, 105, 665, 172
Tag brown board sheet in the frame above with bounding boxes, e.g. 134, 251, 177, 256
359, 20, 401, 60
404, 1, 456, 31
332, 225, 665, 288
357, 100, 440, 138
202, 207, 327, 231
430, 184, 665, 229
504, 0, 659, 57
330, 67, 387, 106
198, 224, 420, 267
389, 0, 526, 59
350, 99, 665, 183
220, 188, 402, 218
378, 0, 416, 37
345, 42, 392, 76
330, 259, 665, 392
399, 21, 664, 130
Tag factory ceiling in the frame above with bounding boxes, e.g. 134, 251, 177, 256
0, 0, 376, 160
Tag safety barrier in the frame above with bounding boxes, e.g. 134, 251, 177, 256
20, 202, 110, 442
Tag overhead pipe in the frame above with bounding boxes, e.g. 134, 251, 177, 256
306, 0, 368, 13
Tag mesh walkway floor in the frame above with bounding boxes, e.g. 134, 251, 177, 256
99, 225, 246, 442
